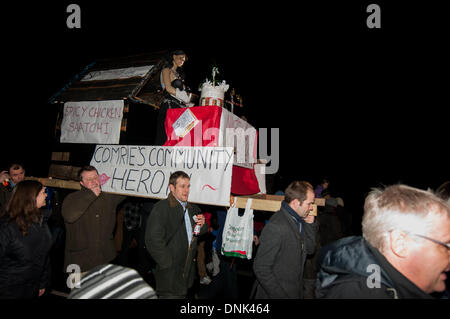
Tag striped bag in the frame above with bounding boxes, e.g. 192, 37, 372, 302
68, 264, 157, 299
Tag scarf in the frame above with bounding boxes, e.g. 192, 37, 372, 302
281, 201, 305, 234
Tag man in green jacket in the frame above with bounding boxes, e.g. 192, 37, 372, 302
62, 165, 125, 274
145, 171, 207, 299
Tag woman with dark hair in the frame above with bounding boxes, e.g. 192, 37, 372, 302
0, 180, 52, 299
155, 50, 192, 145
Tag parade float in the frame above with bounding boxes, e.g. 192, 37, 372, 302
39, 51, 323, 212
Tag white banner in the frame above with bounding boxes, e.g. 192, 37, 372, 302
60, 100, 124, 144
90, 145, 234, 206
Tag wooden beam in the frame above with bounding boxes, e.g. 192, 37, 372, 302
232, 195, 282, 212
231, 194, 323, 213
315, 198, 326, 206
26, 177, 323, 213
27, 177, 81, 190
51, 152, 70, 162
48, 164, 81, 180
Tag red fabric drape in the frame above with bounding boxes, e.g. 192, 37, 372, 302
164, 106, 223, 147
164, 106, 260, 195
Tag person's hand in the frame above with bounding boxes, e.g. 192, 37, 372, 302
84, 182, 101, 197
175, 88, 191, 103
38, 288, 45, 297
253, 235, 259, 246
303, 214, 315, 224
0, 171, 10, 184
80, 172, 102, 197
194, 214, 205, 226
90, 185, 101, 197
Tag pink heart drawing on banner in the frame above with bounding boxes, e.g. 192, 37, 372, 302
99, 173, 111, 186
202, 184, 217, 191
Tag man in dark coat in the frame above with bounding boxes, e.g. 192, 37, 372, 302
62, 166, 125, 273
145, 171, 207, 299
253, 181, 317, 299
316, 184, 450, 299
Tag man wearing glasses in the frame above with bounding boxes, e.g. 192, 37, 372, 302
316, 184, 450, 298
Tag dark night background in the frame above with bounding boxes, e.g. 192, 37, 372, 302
1, 1, 448, 235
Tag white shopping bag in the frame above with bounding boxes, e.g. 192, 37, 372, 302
221, 198, 254, 259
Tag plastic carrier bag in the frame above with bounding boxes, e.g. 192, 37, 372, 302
221, 198, 254, 259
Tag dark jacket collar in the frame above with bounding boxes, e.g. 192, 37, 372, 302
281, 201, 305, 229
279, 202, 303, 241
317, 236, 433, 299
317, 236, 392, 292
80, 185, 98, 196
168, 192, 193, 210
367, 241, 432, 299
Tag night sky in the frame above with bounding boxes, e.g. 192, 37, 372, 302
2, 1, 448, 232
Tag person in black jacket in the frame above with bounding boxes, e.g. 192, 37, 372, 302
0, 180, 52, 299
316, 184, 450, 299
145, 171, 207, 298
253, 181, 317, 298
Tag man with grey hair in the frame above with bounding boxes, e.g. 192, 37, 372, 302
316, 184, 450, 298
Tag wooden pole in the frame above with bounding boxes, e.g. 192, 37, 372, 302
27, 177, 325, 213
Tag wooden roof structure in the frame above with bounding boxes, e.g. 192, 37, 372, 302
50, 50, 169, 109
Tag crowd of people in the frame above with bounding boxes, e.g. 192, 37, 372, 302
0, 162, 449, 300
0, 51, 448, 300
